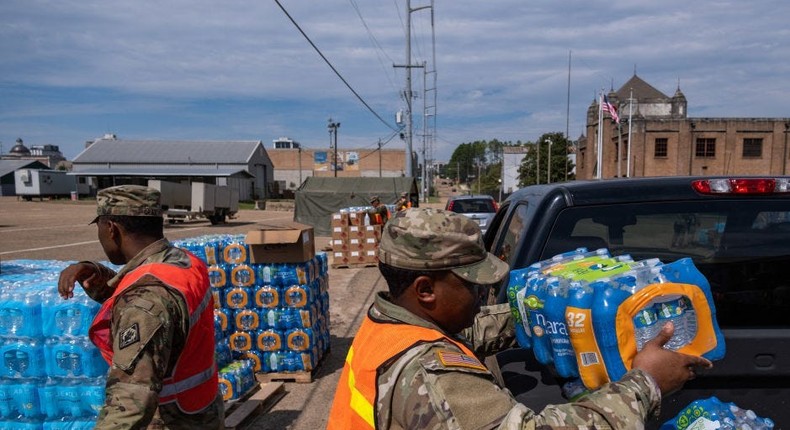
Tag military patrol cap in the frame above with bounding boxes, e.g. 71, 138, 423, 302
91, 185, 162, 224
370, 195, 380, 204
378, 207, 509, 285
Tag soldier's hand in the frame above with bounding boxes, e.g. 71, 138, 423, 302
631, 322, 713, 396
58, 262, 100, 299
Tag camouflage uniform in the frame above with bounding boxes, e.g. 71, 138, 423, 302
81, 186, 223, 429
395, 193, 410, 212
368, 293, 661, 429
368, 196, 390, 224
339, 208, 662, 429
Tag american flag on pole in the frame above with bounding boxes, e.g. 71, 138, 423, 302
602, 94, 620, 123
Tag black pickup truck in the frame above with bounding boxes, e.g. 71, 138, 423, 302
483, 176, 790, 428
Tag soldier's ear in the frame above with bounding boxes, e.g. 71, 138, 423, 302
413, 275, 436, 305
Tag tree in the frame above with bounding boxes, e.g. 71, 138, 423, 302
517, 132, 575, 187
447, 141, 488, 184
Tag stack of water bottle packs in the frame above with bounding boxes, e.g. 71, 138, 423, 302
0, 260, 111, 430
661, 396, 774, 429
507, 248, 726, 390
174, 235, 331, 402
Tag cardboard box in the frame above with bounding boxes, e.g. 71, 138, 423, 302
331, 226, 348, 240
246, 221, 315, 263
331, 212, 348, 228
330, 238, 347, 251
348, 211, 363, 227
348, 225, 364, 238
348, 250, 365, 264
363, 224, 382, 239
362, 237, 379, 250
362, 249, 379, 264
332, 251, 349, 265
348, 237, 364, 249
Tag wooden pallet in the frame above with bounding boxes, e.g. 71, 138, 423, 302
330, 262, 378, 269
256, 369, 315, 383
223, 381, 286, 430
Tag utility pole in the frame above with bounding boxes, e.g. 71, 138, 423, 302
378, 139, 382, 177
327, 118, 340, 177
565, 50, 571, 181
394, 0, 431, 179
547, 137, 552, 183
298, 146, 302, 186
536, 141, 540, 185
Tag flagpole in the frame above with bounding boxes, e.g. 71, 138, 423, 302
627, 88, 634, 177
597, 91, 603, 179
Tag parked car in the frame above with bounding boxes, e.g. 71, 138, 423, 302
483, 176, 790, 428
445, 194, 498, 234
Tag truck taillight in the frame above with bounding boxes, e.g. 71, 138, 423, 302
692, 178, 790, 195
447, 201, 455, 211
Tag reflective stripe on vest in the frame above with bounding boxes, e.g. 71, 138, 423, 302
89, 252, 217, 413
327, 315, 478, 429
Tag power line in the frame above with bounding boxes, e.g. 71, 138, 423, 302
274, 0, 399, 132
348, 0, 398, 92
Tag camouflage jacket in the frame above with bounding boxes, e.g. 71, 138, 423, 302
84, 239, 224, 429
371, 292, 662, 430
368, 204, 390, 224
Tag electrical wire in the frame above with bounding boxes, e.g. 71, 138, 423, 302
274, 0, 399, 132
348, 0, 398, 92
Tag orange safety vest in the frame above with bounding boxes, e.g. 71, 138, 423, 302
327, 315, 479, 429
89, 252, 218, 413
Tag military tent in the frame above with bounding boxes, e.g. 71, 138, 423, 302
294, 177, 419, 236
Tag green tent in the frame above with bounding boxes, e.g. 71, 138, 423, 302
294, 177, 419, 236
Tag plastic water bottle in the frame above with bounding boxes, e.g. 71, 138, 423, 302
261, 308, 283, 330
0, 339, 46, 378
260, 264, 273, 285
544, 278, 577, 378
522, 274, 553, 365
633, 306, 660, 351
727, 403, 775, 430
81, 378, 105, 417
654, 295, 689, 350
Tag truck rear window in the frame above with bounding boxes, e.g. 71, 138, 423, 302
543, 200, 790, 328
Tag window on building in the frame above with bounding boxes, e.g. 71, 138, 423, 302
743, 138, 763, 158
654, 138, 668, 157
695, 138, 716, 158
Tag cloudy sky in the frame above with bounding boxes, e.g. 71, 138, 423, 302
1, 0, 788, 162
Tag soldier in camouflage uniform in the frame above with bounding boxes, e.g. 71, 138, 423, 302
368, 195, 390, 225
328, 207, 712, 429
58, 185, 223, 429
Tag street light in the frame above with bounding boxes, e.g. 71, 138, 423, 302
327, 118, 340, 177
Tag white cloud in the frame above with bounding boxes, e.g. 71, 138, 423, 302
1, 0, 788, 160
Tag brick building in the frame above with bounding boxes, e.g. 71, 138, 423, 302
577, 75, 790, 179
268, 147, 408, 195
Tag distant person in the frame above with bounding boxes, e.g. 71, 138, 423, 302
327, 207, 711, 429
367, 195, 390, 225
58, 185, 223, 429
395, 192, 411, 212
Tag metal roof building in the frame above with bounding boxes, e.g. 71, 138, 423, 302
0, 159, 50, 196
71, 136, 273, 201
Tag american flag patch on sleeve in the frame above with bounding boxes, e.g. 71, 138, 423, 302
436, 350, 487, 371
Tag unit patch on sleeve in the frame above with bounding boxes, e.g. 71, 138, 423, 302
119, 323, 141, 350
436, 350, 487, 371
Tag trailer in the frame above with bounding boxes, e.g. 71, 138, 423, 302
148, 180, 239, 225
15, 169, 77, 200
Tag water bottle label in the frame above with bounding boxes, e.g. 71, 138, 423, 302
566, 306, 609, 389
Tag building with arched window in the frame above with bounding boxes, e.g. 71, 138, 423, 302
577, 75, 790, 179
